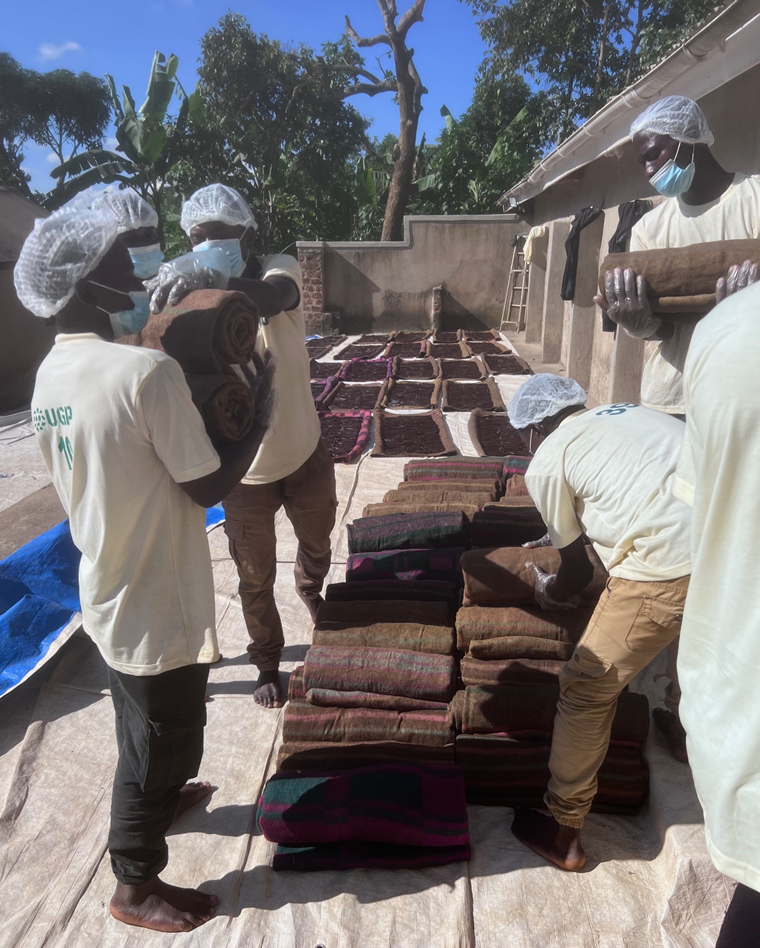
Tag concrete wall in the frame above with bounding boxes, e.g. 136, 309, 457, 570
298, 214, 524, 334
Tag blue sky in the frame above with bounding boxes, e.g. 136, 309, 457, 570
4, 0, 489, 194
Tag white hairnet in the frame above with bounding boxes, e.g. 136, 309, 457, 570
14, 208, 122, 319
508, 374, 587, 430
180, 184, 258, 235
65, 185, 159, 232
630, 95, 714, 146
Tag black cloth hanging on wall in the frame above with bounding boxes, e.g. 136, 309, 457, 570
607, 199, 653, 254
561, 206, 603, 301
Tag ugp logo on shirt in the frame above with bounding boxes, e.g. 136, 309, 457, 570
33, 408, 47, 432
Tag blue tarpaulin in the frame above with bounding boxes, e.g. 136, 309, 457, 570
0, 505, 225, 697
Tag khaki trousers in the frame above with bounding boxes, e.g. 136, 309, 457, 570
222, 440, 337, 671
545, 574, 689, 828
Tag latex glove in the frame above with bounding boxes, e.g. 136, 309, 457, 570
593, 268, 662, 339
715, 259, 759, 304
526, 562, 578, 612
522, 532, 552, 549
241, 350, 276, 432
144, 253, 229, 314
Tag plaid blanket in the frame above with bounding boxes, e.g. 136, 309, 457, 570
277, 740, 456, 772
283, 701, 456, 745
303, 645, 457, 702
503, 456, 532, 477
272, 841, 471, 872
361, 502, 481, 520
460, 655, 566, 687
404, 458, 505, 483
306, 689, 449, 712
317, 598, 452, 627
468, 635, 575, 661
470, 508, 547, 548
382, 489, 495, 507
455, 603, 597, 652
314, 623, 456, 656
346, 547, 465, 584
258, 764, 469, 848
347, 511, 469, 554
394, 478, 501, 494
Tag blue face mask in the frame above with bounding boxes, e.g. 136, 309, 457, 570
89, 280, 151, 338
192, 237, 247, 278
650, 142, 696, 198
129, 243, 165, 280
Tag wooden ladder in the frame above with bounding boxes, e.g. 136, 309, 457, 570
500, 233, 529, 333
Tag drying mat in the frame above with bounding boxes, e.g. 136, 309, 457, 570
431, 331, 461, 344
483, 353, 532, 376
382, 379, 441, 410
306, 335, 346, 359
386, 341, 426, 359
469, 409, 527, 457
393, 330, 430, 342
339, 358, 393, 382
372, 410, 457, 458
310, 358, 342, 380
321, 381, 385, 411
393, 357, 440, 380
311, 378, 338, 407
468, 341, 510, 355
319, 411, 372, 463
462, 330, 500, 342
442, 379, 506, 413
426, 342, 472, 359
336, 343, 389, 361
440, 358, 487, 380
356, 333, 394, 343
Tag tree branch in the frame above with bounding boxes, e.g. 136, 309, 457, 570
397, 0, 426, 39
340, 79, 398, 99
345, 15, 391, 47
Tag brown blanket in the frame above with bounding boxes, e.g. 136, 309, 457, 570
361, 502, 481, 519
184, 374, 255, 442
468, 635, 575, 661
141, 289, 259, 374
599, 239, 760, 316
313, 622, 456, 655
460, 655, 566, 686
460, 545, 607, 606
325, 579, 459, 607
383, 489, 496, 506
283, 700, 456, 745
316, 598, 453, 628
393, 479, 501, 495
504, 474, 529, 496
277, 740, 455, 772
455, 603, 596, 652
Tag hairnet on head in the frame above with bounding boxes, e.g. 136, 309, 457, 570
507, 374, 587, 430
630, 95, 714, 146
14, 208, 121, 319
65, 185, 159, 232
180, 184, 258, 235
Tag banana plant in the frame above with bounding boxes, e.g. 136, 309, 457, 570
44, 51, 202, 239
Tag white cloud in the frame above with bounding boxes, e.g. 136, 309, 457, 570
38, 41, 82, 62
105, 137, 120, 151
45, 153, 59, 165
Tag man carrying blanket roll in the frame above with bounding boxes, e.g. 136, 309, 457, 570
15, 207, 271, 932
505, 374, 691, 872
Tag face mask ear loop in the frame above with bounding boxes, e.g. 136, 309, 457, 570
529, 429, 534, 455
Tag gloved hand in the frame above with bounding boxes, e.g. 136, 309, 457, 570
241, 350, 276, 431
144, 252, 229, 314
593, 268, 662, 339
526, 562, 578, 612
715, 259, 759, 303
522, 532, 552, 549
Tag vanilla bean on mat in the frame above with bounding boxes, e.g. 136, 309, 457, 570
393, 331, 429, 342
357, 333, 393, 343
483, 353, 532, 376
321, 381, 384, 411
440, 358, 487, 380
426, 341, 472, 359
462, 330, 500, 342
319, 411, 371, 463
393, 357, 440, 380
386, 341, 426, 359
310, 358, 341, 379
467, 341, 510, 355
442, 380, 506, 412
339, 358, 393, 382
468, 409, 525, 455
336, 342, 388, 361
372, 410, 457, 457
382, 379, 440, 410
306, 336, 345, 359
141, 288, 259, 374
432, 331, 461, 343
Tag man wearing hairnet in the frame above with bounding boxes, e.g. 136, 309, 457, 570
594, 94, 760, 760
505, 375, 691, 872
147, 184, 337, 710
16, 207, 270, 931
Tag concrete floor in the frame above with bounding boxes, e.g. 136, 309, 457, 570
0, 484, 65, 560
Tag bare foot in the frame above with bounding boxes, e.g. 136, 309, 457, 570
511, 808, 587, 871
254, 670, 283, 709
110, 877, 219, 932
653, 708, 689, 764
174, 781, 214, 821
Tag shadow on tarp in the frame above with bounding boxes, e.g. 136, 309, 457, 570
0, 505, 225, 699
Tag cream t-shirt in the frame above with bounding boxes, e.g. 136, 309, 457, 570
241, 253, 321, 485
526, 404, 691, 582
674, 281, 760, 892
630, 173, 760, 413
32, 334, 221, 676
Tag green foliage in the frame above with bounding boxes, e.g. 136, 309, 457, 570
165, 14, 371, 253
0, 53, 33, 194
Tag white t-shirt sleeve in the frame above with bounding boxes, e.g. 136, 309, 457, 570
137, 357, 221, 484
525, 450, 584, 551
629, 218, 648, 252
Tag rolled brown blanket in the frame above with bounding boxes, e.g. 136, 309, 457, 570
141, 288, 259, 373
470, 507, 547, 548
504, 474, 529, 496
598, 239, 760, 317
361, 503, 481, 519
460, 546, 607, 606
289, 665, 307, 701
283, 700, 456, 745
468, 635, 575, 661
314, 622, 456, 656
316, 598, 452, 627
460, 655, 566, 687
184, 374, 255, 442
383, 489, 496, 506
325, 580, 459, 608
393, 479, 502, 495
306, 690, 449, 712
277, 740, 456, 772
455, 603, 596, 652
449, 684, 650, 743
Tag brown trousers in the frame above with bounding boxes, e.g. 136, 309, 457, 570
545, 574, 689, 828
222, 440, 337, 671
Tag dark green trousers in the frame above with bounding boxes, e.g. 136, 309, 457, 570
107, 663, 209, 886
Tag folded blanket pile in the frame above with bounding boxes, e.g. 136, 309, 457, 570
393, 478, 501, 495
347, 511, 469, 553
361, 502, 482, 520
314, 622, 456, 656
503, 456, 532, 477
272, 841, 470, 871
455, 603, 596, 652
346, 547, 465, 585
404, 457, 506, 483
470, 507, 546, 548
460, 655, 566, 686
277, 740, 456, 772
317, 598, 453, 628
283, 701, 456, 745
325, 579, 459, 608
504, 474, 529, 496
383, 489, 496, 507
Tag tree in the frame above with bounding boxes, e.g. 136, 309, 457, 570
25, 69, 110, 189
465, 0, 720, 147
0, 53, 33, 197
335, 0, 428, 241
166, 15, 370, 252
46, 51, 201, 233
